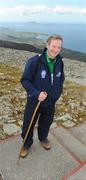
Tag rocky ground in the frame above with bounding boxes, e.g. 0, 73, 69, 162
0, 47, 86, 140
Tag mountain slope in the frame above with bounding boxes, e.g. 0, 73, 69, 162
0, 39, 86, 62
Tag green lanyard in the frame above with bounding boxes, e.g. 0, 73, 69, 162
46, 52, 56, 85
46, 52, 54, 73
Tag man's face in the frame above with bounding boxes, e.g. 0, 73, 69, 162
47, 39, 62, 59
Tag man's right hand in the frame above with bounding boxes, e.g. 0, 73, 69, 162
38, 91, 47, 102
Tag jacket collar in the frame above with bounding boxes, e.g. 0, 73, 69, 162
40, 47, 62, 65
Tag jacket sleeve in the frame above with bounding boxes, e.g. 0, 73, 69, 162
61, 61, 65, 86
20, 57, 40, 100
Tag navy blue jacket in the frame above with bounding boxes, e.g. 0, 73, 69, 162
21, 49, 65, 106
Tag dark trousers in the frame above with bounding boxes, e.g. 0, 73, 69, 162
21, 98, 55, 149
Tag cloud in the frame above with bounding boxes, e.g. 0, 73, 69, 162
0, 5, 86, 17
0, 5, 47, 16
54, 6, 86, 15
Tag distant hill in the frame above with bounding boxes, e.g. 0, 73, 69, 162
0, 28, 86, 62
0, 39, 86, 63
61, 48, 86, 62
0, 39, 41, 54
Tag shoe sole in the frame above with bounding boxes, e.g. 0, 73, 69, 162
20, 152, 29, 158
20, 149, 29, 158
40, 143, 51, 150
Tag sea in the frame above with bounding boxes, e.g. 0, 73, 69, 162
0, 22, 86, 53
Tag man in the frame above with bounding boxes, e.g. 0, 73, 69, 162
20, 34, 65, 157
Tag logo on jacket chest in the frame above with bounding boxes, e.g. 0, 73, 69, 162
41, 70, 46, 79
56, 72, 61, 77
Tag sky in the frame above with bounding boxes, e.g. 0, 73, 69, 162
0, 0, 86, 23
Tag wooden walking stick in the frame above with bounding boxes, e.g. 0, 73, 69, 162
17, 101, 41, 164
